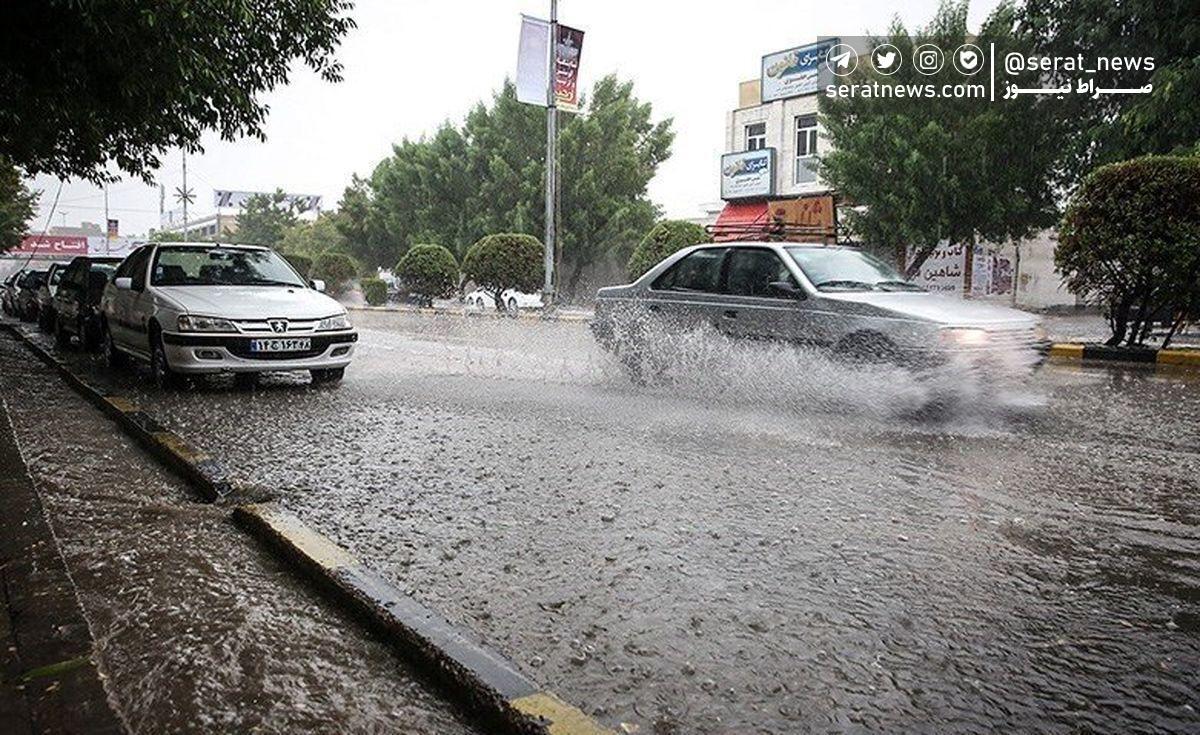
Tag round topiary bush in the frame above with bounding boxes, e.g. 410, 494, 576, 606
396, 244, 458, 308
460, 233, 542, 310
312, 251, 358, 294
282, 252, 313, 279
359, 277, 388, 306
627, 220, 709, 279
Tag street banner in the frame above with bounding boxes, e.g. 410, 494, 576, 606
761, 38, 839, 102
213, 190, 322, 212
910, 242, 965, 294
720, 149, 776, 200
554, 24, 584, 112
11, 234, 88, 256
106, 218, 119, 237
516, 15, 550, 106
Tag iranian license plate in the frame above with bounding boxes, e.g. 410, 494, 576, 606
249, 337, 311, 353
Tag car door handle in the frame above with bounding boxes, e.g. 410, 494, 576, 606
723, 310, 738, 319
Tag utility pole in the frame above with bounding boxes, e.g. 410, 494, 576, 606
103, 184, 110, 254
542, 0, 558, 308
181, 151, 189, 239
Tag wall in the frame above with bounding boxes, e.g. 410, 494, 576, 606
727, 93, 830, 198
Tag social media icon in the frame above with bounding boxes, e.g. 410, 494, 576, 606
826, 43, 858, 77
913, 43, 944, 75
871, 43, 901, 75
953, 43, 984, 75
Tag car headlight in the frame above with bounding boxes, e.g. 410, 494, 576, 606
939, 327, 988, 347
316, 313, 351, 331
177, 314, 237, 332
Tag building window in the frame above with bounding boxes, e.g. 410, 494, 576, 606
745, 122, 767, 151
794, 115, 818, 184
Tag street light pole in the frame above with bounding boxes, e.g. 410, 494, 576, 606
542, 0, 557, 308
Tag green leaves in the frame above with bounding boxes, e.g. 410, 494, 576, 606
626, 220, 708, 280
0, 156, 36, 254
460, 233, 542, 306
238, 190, 300, 248
395, 243, 458, 306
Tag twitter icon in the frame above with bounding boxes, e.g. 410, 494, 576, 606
872, 43, 902, 75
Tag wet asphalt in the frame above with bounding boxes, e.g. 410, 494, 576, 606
9, 311, 1200, 734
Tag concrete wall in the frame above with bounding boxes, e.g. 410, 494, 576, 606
1013, 230, 1079, 310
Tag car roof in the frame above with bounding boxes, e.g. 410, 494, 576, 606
151, 241, 269, 250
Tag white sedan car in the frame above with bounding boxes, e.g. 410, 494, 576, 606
100, 242, 357, 386
464, 288, 544, 313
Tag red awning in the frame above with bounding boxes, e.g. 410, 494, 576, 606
710, 201, 770, 241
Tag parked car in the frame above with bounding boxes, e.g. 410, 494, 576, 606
464, 288, 544, 313
591, 242, 1048, 381
100, 242, 357, 386
52, 256, 123, 349
35, 261, 71, 331
1, 269, 26, 315
14, 269, 48, 322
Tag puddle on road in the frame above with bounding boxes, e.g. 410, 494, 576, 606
12, 315, 1200, 734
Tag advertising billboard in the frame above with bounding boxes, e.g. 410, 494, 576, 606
213, 190, 322, 212
761, 38, 838, 102
721, 149, 776, 200
11, 235, 89, 256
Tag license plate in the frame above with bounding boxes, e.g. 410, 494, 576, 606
248, 338, 311, 353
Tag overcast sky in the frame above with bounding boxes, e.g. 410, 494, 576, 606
30, 0, 1002, 237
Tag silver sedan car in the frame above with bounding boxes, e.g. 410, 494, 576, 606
591, 242, 1048, 380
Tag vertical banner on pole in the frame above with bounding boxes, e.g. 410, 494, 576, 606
554, 25, 584, 112
516, 15, 550, 106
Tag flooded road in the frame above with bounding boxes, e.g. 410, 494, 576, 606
17, 311, 1200, 733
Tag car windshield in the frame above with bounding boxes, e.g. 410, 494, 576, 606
786, 247, 924, 292
151, 246, 307, 287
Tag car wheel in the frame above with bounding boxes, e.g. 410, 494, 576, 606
80, 318, 98, 351
54, 315, 70, 347
310, 367, 345, 384
103, 322, 127, 369
150, 331, 181, 388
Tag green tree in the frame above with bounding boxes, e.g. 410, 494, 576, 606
312, 251, 358, 295
819, 2, 1059, 276
279, 213, 348, 258
627, 220, 709, 279
395, 244, 459, 307
283, 253, 313, 280
1020, 0, 1200, 190
359, 277, 388, 306
0, 1, 354, 183
460, 233, 541, 311
1057, 156, 1200, 347
341, 75, 673, 298
237, 190, 299, 248
0, 157, 36, 254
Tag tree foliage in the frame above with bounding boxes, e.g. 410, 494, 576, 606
627, 220, 709, 279
0, 157, 36, 254
1057, 155, 1200, 347
460, 233, 542, 310
1020, 0, 1200, 190
279, 212, 348, 258
395, 244, 458, 307
819, 2, 1059, 275
339, 76, 673, 299
312, 251, 358, 295
237, 190, 299, 248
283, 253, 313, 279
0, 1, 355, 183
359, 277, 388, 306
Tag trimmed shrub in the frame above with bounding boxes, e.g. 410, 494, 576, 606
627, 220, 709, 279
282, 252, 313, 279
360, 277, 388, 306
395, 243, 458, 307
1058, 155, 1200, 347
312, 251, 358, 294
460, 233, 542, 310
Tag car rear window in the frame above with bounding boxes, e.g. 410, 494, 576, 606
652, 248, 727, 293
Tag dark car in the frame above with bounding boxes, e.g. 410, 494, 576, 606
52, 256, 122, 350
1, 269, 26, 316
14, 270, 48, 322
35, 261, 71, 331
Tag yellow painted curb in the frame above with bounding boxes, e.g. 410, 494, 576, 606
1048, 343, 1085, 359
240, 504, 359, 570
105, 395, 140, 413
511, 692, 615, 735
1157, 349, 1200, 367
153, 431, 210, 464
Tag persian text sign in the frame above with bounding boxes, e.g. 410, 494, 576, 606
762, 39, 838, 102
721, 149, 776, 200
12, 235, 88, 256
555, 25, 584, 112
911, 242, 966, 294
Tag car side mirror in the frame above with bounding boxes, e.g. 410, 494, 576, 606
769, 280, 804, 299
310, 279, 326, 293
114, 276, 133, 291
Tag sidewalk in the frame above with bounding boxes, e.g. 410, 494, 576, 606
0, 397, 124, 735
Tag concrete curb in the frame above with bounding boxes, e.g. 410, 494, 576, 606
1047, 342, 1200, 369
0, 324, 233, 502
234, 503, 612, 735
346, 305, 592, 324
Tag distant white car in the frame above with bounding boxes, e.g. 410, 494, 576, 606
100, 242, 357, 386
464, 288, 544, 313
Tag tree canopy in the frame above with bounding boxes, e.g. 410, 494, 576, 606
339, 75, 673, 299
819, 2, 1060, 275
237, 191, 300, 248
0, 157, 36, 253
627, 220, 709, 279
460, 233, 542, 310
0, 1, 355, 183
395, 244, 459, 307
